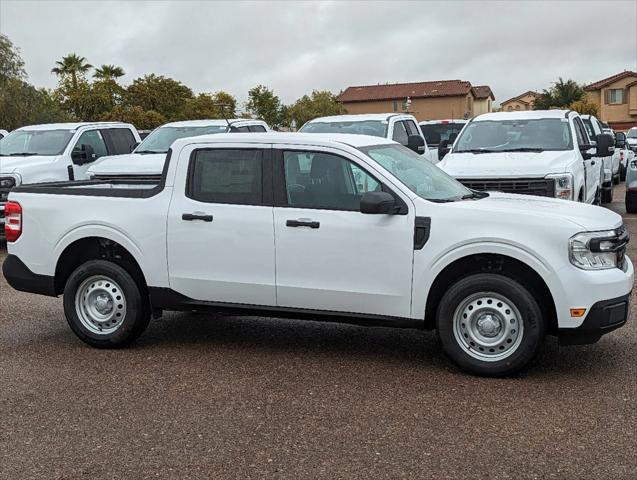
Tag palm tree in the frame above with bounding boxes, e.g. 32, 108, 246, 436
51, 54, 92, 89
94, 64, 125, 81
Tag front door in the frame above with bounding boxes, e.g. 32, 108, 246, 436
272, 147, 415, 318
167, 146, 276, 306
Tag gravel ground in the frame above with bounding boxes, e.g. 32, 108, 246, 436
0, 183, 635, 479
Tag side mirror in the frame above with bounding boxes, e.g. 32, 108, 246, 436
595, 133, 614, 158
615, 132, 626, 149
438, 140, 451, 161
71, 144, 96, 165
360, 191, 396, 215
407, 135, 425, 154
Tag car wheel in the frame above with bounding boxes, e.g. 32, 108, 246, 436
626, 193, 637, 214
601, 186, 613, 204
63, 260, 150, 348
620, 165, 627, 182
613, 174, 620, 185
436, 273, 545, 377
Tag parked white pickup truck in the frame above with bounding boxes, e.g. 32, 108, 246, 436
419, 119, 467, 160
581, 114, 618, 201
0, 122, 140, 232
2, 133, 631, 376
299, 113, 437, 164
88, 119, 270, 180
0, 129, 8, 139
438, 110, 612, 204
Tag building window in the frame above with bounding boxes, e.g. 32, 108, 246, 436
515, 105, 520, 111
392, 100, 399, 112
607, 89, 625, 104
507, 105, 513, 111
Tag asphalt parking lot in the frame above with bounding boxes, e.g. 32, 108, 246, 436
0, 184, 635, 480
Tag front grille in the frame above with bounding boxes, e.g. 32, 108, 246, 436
456, 178, 556, 197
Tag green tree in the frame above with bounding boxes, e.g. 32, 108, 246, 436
93, 64, 125, 81
177, 91, 238, 120
568, 98, 598, 116
100, 105, 167, 130
51, 53, 93, 90
0, 34, 25, 84
286, 90, 346, 128
534, 77, 584, 110
124, 74, 193, 120
0, 79, 70, 130
245, 85, 283, 128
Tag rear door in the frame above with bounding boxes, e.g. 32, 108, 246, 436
70, 128, 109, 179
101, 128, 138, 155
272, 146, 415, 318
573, 117, 599, 202
167, 144, 276, 305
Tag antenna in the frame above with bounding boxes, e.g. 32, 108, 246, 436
214, 103, 232, 127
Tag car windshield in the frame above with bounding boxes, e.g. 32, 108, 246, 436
135, 125, 228, 153
359, 144, 474, 202
300, 120, 387, 138
627, 129, 637, 139
419, 123, 465, 147
0, 129, 74, 156
454, 118, 573, 153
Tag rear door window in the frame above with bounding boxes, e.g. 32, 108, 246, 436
73, 130, 108, 159
249, 125, 267, 132
101, 128, 137, 155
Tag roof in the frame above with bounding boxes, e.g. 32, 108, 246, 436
304, 113, 412, 124
161, 119, 267, 128
17, 122, 132, 131
499, 91, 540, 106
584, 71, 637, 91
473, 110, 570, 122
171, 132, 395, 151
339, 80, 473, 103
471, 85, 495, 100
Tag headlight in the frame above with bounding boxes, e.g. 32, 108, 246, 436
546, 173, 573, 200
569, 227, 629, 270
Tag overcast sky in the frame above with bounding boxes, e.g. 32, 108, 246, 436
1, 0, 636, 107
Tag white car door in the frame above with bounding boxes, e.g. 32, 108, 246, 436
167, 144, 276, 306
272, 145, 415, 318
68, 128, 110, 180
573, 118, 600, 203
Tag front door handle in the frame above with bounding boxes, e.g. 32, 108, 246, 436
182, 213, 213, 222
286, 219, 320, 229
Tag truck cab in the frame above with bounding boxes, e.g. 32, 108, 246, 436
87, 119, 270, 181
0, 122, 139, 231
299, 113, 437, 164
438, 110, 612, 204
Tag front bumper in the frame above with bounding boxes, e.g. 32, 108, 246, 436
558, 294, 631, 345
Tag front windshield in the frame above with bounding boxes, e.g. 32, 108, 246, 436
0, 129, 74, 156
300, 120, 387, 138
627, 129, 637, 139
420, 123, 465, 147
136, 125, 228, 153
359, 144, 472, 202
455, 118, 573, 153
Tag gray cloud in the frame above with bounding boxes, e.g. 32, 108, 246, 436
1, 0, 636, 107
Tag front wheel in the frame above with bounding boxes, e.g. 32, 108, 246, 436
436, 273, 545, 377
63, 260, 150, 348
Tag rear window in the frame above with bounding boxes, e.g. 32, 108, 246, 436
419, 123, 465, 147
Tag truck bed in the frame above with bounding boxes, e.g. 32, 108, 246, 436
12, 178, 163, 198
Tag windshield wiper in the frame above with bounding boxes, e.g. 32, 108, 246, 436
461, 191, 489, 200
3, 152, 40, 156
499, 147, 545, 152
456, 149, 499, 154
135, 150, 167, 154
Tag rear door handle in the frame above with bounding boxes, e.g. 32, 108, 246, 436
182, 213, 213, 222
286, 219, 320, 229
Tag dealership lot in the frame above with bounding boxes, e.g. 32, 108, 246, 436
0, 183, 634, 479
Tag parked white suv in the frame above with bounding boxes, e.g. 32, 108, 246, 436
3, 133, 631, 377
0, 122, 140, 232
88, 119, 270, 180
299, 114, 437, 164
438, 110, 611, 204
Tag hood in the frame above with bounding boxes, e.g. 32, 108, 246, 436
0, 155, 57, 174
88, 153, 166, 175
438, 150, 575, 178
444, 192, 622, 231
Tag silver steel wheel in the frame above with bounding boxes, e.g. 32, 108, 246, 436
74, 275, 127, 335
453, 292, 524, 362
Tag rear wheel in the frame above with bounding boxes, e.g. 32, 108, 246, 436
626, 192, 637, 214
63, 260, 150, 347
601, 185, 613, 204
436, 273, 545, 377
620, 164, 627, 182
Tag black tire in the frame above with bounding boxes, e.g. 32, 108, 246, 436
436, 273, 545, 377
613, 174, 620, 186
626, 193, 637, 214
601, 186, 613, 204
620, 165, 626, 182
63, 260, 150, 348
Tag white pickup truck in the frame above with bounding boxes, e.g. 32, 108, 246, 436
439, 110, 612, 204
0, 122, 140, 233
87, 119, 270, 181
299, 113, 438, 164
419, 119, 467, 160
2, 133, 631, 377
581, 114, 618, 201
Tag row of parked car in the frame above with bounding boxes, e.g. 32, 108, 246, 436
0, 111, 633, 376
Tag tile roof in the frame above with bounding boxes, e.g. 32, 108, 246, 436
584, 71, 637, 91
471, 85, 494, 100
339, 80, 473, 103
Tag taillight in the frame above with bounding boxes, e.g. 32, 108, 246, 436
4, 201, 22, 242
